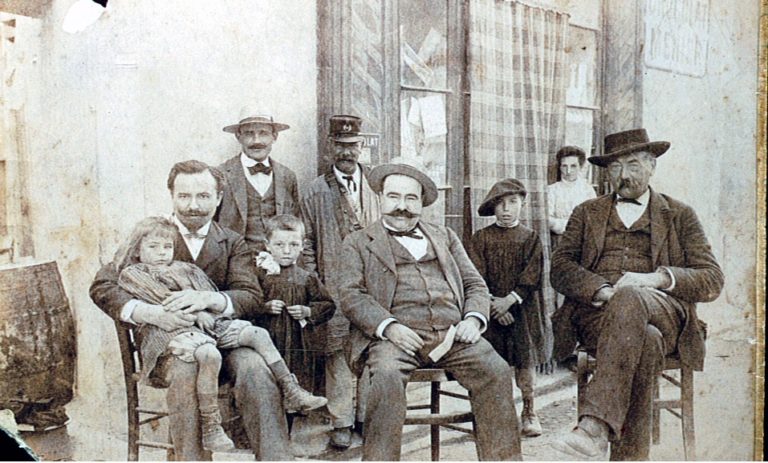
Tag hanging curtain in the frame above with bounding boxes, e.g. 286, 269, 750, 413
468, 0, 569, 364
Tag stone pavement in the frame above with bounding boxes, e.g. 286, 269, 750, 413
15, 313, 756, 460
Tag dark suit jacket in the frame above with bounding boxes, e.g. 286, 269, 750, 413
215, 155, 301, 235
89, 221, 263, 322
550, 189, 724, 371
338, 220, 490, 373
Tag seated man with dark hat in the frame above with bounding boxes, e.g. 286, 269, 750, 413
338, 160, 522, 461
550, 129, 724, 460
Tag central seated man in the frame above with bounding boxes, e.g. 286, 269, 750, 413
338, 161, 522, 461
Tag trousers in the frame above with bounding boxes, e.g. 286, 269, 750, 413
325, 350, 368, 428
363, 330, 521, 461
164, 347, 291, 460
573, 286, 685, 460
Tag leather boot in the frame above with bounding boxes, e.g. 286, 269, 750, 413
280, 373, 328, 413
521, 397, 543, 437
200, 410, 235, 452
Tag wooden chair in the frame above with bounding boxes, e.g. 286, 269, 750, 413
404, 368, 476, 461
577, 348, 696, 460
114, 322, 175, 461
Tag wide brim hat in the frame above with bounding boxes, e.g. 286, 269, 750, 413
368, 159, 439, 207
222, 109, 290, 134
477, 178, 527, 216
589, 128, 670, 167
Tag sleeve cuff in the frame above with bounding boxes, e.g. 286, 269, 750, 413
509, 291, 523, 305
220, 293, 235, 317
464, 312, 488, 334
376, 318, 398, 340
591, 284, 612, 308
120, 299, 141, 324
658, 267, 676, 291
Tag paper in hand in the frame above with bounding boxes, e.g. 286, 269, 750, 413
428, 324, 457, 363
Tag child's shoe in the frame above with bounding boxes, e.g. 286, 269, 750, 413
279, 373, 328, 413
201, 410, 235, 452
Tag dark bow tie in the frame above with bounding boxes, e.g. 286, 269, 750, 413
388, 228, 423, 239
616, 197, 642, 205
248, 163, 272, 176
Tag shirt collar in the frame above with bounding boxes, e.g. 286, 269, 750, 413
616, 188, 650, 207
333, 164, 361, 186
240, 153, 271, 168
381, 220, 422, 237
495, 219, 519, 228
171, 214, 212, 238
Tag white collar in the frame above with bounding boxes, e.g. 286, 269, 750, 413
171, 214, 212, 237
240, 153, 272, 168
333, 164, 361, 186
495, 219, 520, 228
617, 188, 650, 207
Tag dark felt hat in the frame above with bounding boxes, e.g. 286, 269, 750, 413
477, 178, 527, 216
329, 115, 364, 143
223, 108, 290, 134
368, 161, 439, 207
589, 128, 670, 167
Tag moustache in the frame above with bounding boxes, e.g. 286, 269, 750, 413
618, 179, 638, 189
181, 211, 208, 217
248, 143, 268, 150
385, 209, 417, 219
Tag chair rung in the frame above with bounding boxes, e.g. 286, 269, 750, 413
654, 399, 681, 410
441, 423, 474, 434
664, 409, 683, 420
407, 404, 433, 411
439, 390, 470, 400
405, 412, 474, 426
139, 415, 166, 426
136, 440, 175, 450
136, 407, 169, 416
660, 372, 681, 387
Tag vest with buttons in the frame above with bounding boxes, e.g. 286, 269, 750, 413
389, 236, 461, 331
244, 179, 277, 247
594, 205, 654, 284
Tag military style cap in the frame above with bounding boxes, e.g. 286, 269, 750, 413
329, 115, 364, 143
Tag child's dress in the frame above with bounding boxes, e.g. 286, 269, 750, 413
254, 262, 335, 393
469, 223, 552, 369
118, 261, 221, 383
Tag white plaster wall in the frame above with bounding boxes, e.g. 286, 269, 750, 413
18, 0, 318, 435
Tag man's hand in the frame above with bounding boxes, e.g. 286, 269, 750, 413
287, 305, 311, 321
455, 317, 481, 344
384, 323, 424, 357
162, 290, 226, 314
497, 312, 515, 326
195, 311, 216, 332
265, 300, 286, 315
490, 295, 515, 319
593, 286, 617, 305
615, 271, 670, 289
133, 302, 196, 331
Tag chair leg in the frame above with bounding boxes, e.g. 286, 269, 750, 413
681, 367, 696, 461
126, 385, 140, 461
430, 381, 441, 461
652, 374, 661, 444
576, 351, 589, 417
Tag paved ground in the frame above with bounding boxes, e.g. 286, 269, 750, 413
12, 311, 757, 460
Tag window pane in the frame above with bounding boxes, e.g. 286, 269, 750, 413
399, 0, 448, 88
565, 26, 598, 107
400, 90, 447, 224
565, 107, 600, 187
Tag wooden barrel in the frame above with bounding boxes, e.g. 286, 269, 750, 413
0, 261, 76, 410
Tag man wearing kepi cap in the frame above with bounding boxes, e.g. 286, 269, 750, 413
339, 160, 522, 460
550, 129, 724, 460
300, 115, 380, 449
216, 108, 301, 251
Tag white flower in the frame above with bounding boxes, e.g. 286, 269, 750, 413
256, 251, 281, 275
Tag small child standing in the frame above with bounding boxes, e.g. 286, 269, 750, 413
253, 214, 336, 400
468, 179, 550, 438
114, 217, 328, 452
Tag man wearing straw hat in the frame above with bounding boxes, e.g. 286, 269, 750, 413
550, 129, 724, 460
216, 109, 301, 252
339, 160, 521, 461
